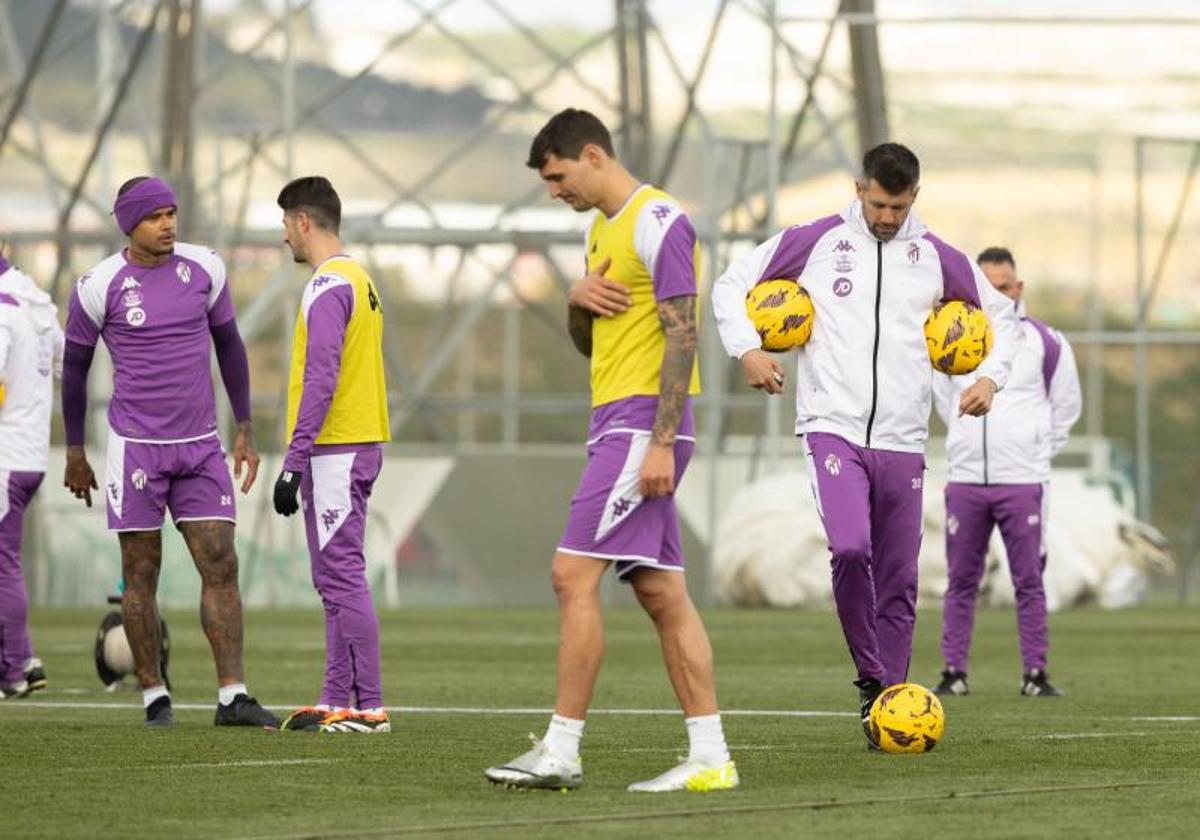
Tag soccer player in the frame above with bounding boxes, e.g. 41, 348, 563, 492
485, 109, 737, 792
932, 247, 1081, 698
712, 143, 1020, 747
0, 255, 63, 699
62, 176, 278, 728
271, 176, 392, 734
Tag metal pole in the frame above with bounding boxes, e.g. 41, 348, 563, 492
764, 0, 782, 468
1133, 138, 1151, 521
1085, 151, 1104, 471
502, 299, 520, 450
0, 0, 69, 152
283, 0, 295, 177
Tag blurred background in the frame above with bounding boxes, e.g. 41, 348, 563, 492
1, 0, 1196, 609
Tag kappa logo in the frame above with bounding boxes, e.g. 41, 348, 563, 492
907, 242, 921, 264
833, 278, 853, 297
121, 277, 141, 291
131, 469, 147, 491
176, 262, 191, 284
107, 481, 119, 502
912, 476, 923, 490
947, 514, 959, 536
321, 507, 344, 529
611, 497, 634, 519
126, 307, 146, 327
833, 239, 855, 253
312, 274, 336, 289
650, 204, 672, 225
824, 453, 841, 476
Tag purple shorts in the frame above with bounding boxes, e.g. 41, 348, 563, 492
104, 432, 236, 531
558, 431, 693, 581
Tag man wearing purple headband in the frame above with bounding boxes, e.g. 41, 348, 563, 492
62, 176, 278, 728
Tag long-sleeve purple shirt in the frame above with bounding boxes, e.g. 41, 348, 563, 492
283, 283, 354, 472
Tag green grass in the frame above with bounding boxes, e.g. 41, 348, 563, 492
2, 606, 1198, 839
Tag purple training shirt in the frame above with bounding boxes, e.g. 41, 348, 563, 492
65, 242, 235, 441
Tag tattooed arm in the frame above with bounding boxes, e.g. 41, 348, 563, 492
567, 304, 594, 358
641, 295, 697, 497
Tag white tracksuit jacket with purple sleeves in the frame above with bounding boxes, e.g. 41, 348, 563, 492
712, 200, 1020, 454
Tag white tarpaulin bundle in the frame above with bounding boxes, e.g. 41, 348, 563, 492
713, 469, 1173, 610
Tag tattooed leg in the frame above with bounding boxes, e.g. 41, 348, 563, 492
118, 530, 165, 689
178, 520, 244, 685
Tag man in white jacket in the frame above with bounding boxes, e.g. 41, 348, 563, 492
712, 143, 1019, 744
932, 247, 1081, 699
0, 255, 63, 699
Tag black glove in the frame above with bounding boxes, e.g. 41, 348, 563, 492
273, 469, 302, 516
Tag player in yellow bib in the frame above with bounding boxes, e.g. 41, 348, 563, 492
486, 109, 737, 793
271, 176, 392, 734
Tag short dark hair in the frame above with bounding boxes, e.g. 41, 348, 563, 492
526, 108, 615, 169
276, 176, 341, 233
977, 246, 1016, 268
117, 176, 151, 197
861, 143, 920, 194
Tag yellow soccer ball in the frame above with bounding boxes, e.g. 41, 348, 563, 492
924, 300, 992, 375
869, 683, 945, 753
745, 279, 815, 352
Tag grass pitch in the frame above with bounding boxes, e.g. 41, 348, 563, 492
1, 605, 1197, 839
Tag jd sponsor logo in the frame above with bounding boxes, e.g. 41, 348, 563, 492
833, 278, 853, 297
126, 307, 146, 327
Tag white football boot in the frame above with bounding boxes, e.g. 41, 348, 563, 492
627, 758, 739, 793
485, 735, 583, 790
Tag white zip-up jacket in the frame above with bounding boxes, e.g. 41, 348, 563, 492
713, 200, 1019, 454
934, 304, 1081, 483
0, 266, 64, 472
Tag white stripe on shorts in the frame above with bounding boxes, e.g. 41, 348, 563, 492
594, 432, 650, 542
309, 451, 356, 551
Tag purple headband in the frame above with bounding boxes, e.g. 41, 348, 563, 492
112, 177, 177, 235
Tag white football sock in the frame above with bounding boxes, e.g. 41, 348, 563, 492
143, 685, 170, 708
543, 714, 585, 762
686, 714, 731, 766
23, 657, 43, 671
218, 683, 247, 706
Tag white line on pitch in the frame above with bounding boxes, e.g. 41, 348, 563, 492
1129, 716, 1200, 722
2, 700, 854, 717
616, 744, 791, 753
1032, 731, 1153, 740
52, 759, 338, 773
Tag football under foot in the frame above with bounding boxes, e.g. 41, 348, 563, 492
485, 735, 583, 791
627, 759, 739, 793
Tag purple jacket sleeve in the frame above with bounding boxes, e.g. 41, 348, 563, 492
210, 319, 251, 423
283, 284, 353, 472
62, 340, 95, 446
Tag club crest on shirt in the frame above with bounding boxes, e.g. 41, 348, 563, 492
907, 242, 921, 264
824, 453, 841, 476
126, 307, 146, 327
176, 262, 191, 284
122, 289, 143, 308
835, 255, 855, 273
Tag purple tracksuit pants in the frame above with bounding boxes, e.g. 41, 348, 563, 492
941, 482, 1048, 673
803, 433, 925, 685
0, 471, 43, 684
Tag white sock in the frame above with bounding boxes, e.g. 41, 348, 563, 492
686, 714, 731, 766
219, 683, 247, 706
143, 685, 170, 708
543, 714, 585, 762
23, 657, 42, 671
